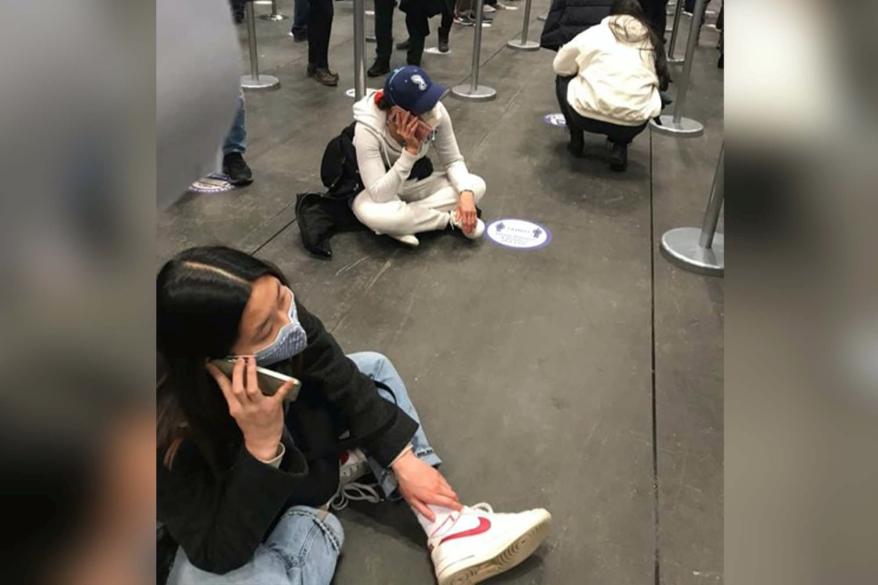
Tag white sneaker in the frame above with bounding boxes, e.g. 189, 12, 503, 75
330, 449, 382, 511
449, 211, 485, 239
482, 4, 496, 12
429, 503, 552, 585
390, 233, 420, 247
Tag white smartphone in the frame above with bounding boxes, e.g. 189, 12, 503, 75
210, 358, 302, 402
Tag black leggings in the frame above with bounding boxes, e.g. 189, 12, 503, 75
308, 0, 334, 68
555, 76, 648, 146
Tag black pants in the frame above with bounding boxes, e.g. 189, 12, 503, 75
403, 0, 452, 65
374, 0, 397, 62
308, 0, 333, 68
555, 76, 647, 146
638, 0, 668, 38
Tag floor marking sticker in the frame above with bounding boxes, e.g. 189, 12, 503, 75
486, 219, 552, 250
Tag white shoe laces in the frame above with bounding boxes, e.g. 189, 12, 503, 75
330, 481, 382, 511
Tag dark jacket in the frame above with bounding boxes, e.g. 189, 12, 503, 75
540, 0, 614, 51
157, 302, 419, 575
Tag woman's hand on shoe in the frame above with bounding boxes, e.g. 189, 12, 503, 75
392, 449, 462, 520
456, 191, 478, 234
206, 356, 295, 462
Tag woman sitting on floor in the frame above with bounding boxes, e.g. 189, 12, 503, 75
552, 0, 670, 171
351, 66, 486, 248
157, 246, 551, 585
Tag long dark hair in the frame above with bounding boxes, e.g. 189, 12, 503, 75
156, 246, 294, 472
610, 0, 671, 90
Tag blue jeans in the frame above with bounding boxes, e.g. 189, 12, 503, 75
222, 92, 246, 155
166, 352, 439, 585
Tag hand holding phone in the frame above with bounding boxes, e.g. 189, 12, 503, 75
205, 357, 297, 461
390, 106, 435, 153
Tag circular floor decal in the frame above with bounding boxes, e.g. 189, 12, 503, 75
543, 113, 566, 127
486, 219, 552, 250
189, 174, 235, 193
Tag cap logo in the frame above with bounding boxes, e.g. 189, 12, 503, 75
411, 74, 427, 91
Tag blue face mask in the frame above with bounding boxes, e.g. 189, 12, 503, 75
253, 291, 308, 366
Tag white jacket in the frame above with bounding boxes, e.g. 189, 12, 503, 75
553, 15, 662, 126
352, 93, 479, 203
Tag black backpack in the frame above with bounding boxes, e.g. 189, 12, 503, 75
319, 122, 363, 200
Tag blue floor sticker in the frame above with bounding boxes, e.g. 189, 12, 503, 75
543, 113, 566, 127
486, 219, 552, 250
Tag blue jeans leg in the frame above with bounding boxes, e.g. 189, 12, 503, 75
222, 92, 247, 155
167, 506, 343, 585
346, 351, 442, 498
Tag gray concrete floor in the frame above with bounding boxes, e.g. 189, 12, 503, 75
159, 2, 723, 583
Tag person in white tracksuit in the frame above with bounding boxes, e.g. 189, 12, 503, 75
351, 66, 486, 248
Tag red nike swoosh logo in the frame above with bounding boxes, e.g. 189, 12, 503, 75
439, 517, 492, 545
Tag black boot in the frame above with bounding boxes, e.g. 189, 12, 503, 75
396, 38, 410, 51
367, 58, 391, 77
608, 142, 628, 172
438, 32, 450, 53
222, 152, 253, 186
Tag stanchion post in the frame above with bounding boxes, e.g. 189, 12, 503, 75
650, 0, 705, 136
241, 1, 280, 89
353, 0, 367, 100
452, 0, 496, 101
259, 0, 289, 21
660, 146, 724, 275
507, 0, 540, 51
667, 0, 685, 64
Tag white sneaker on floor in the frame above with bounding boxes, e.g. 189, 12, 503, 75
429, 503, 552, 585
449, 211, 485, 239
390, 233, 420, 247
330, 449, 382, 511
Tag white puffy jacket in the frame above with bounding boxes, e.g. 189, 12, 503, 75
553, 15, 662, 126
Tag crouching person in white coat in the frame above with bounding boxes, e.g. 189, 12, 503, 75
351, 66, 486, 248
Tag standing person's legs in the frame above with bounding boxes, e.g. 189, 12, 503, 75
222, 92, 246, 157
308, 0, 335, 79
167, 506, 344, 585
437, 0, 452, 49
346, 351, 443, 497
369, 0, 396, 76
405, 9, 429, 65
292, 0, 310, 40
222, 92, 253, 186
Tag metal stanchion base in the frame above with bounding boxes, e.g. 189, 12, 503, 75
259, 13, 289, 21
650, 114, 704, 137
506, 39, 540, 51
537, 14, 547, 21
451, 84, 497, 101
660, 227, 723, 275
241, 74, 280, 89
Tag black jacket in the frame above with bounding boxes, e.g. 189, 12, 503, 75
157, 302, 419, 575
540, 0, 614, 51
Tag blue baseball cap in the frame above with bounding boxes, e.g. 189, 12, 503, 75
383, 66, 447, 115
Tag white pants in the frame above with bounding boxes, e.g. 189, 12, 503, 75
352, 172, 486, 236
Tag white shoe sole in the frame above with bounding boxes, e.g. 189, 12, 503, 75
437, 510, 551, 585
